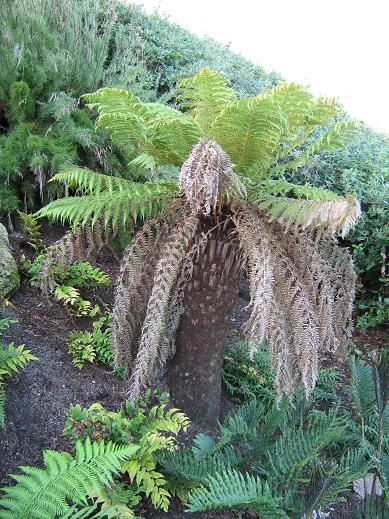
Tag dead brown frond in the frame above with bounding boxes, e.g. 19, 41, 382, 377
179, 139, 234, 214
39, 220, 111, 295
128, 214, 200, 401
111, 201, 188, 373
232, 201, 355, 400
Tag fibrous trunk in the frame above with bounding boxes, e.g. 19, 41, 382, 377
167, 237, 243, 425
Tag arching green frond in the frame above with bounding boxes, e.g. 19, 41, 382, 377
0, 438, 138, 519
281, 121, 359, 172
186, 469, 287, 517
210, 96, 283, 175
36, 180, 178, 228
249, 180, 340, 201
177, 67, 235, 135
85, 88, 202, 168
257, 194, 361, 237
50, 168, 134, 195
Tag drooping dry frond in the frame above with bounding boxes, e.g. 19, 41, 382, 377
257, 194, 361, 237
231, 203, 274, 354
39, 220, 111, 295
111, 201, 187, 372
179, 139, 234, 214
232, 201, 356, 400
160, 231, 211, 369
128, 214, 200, 401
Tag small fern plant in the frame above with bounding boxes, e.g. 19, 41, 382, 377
36, 68, 362, 418
67, 312, 115, 369
0, 318, 37, 427
63, 397, 190, 511
0, 437, 139, 519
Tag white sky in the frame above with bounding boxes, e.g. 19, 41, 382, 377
132, 0, 389, 134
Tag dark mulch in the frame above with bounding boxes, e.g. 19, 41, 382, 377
0, 224, 388, 518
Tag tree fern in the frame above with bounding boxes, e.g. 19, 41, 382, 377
0, 438, 139, 519
186, 468, 288, 518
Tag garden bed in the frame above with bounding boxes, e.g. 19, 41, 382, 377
0, 228, 388, 517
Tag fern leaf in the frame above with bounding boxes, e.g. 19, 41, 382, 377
265, 409, 343, 485
186, 468, 287, 517
0, 438, 139, 519
349, 356, 377, 421
283, 121, 359, 172
36, 180, 178, 229
0, 343, 38, 379
85, 88, 201, 167
256, 194, 361, 237
250, 180, 341, 201
161, 447, 242, 484
210, 95, 283, 175
177, 67, 235, 135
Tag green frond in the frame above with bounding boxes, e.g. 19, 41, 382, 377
186, 469, 287, 517
35, 179, 178, 228
161, 447, 242, 484
300, 450, 371, 516
256, 194, 361, 237
49, 168, 134, 195
356, 496, 389, 519
349, 357, 377, 421
0, 343, 38, 379
145, 405, 190, 435
0, 438, 139, 519
177, 67, 235, 135
281, 120, 359, 172
265, 409, 343, 485
85, 87, 201, 168
249, 180, 341, 201
210, 96, 283, 175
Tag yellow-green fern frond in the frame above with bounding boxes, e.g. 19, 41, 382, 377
0, 438, 139, 519
36, 175, 178, 229
250, 180, 341, 201
85, 88, 201, 169
258, 194, 361, 237
177, 67, 236, 135
49, 168, 134, 195
210, 96, 283, 176
283, 121, 360, 172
